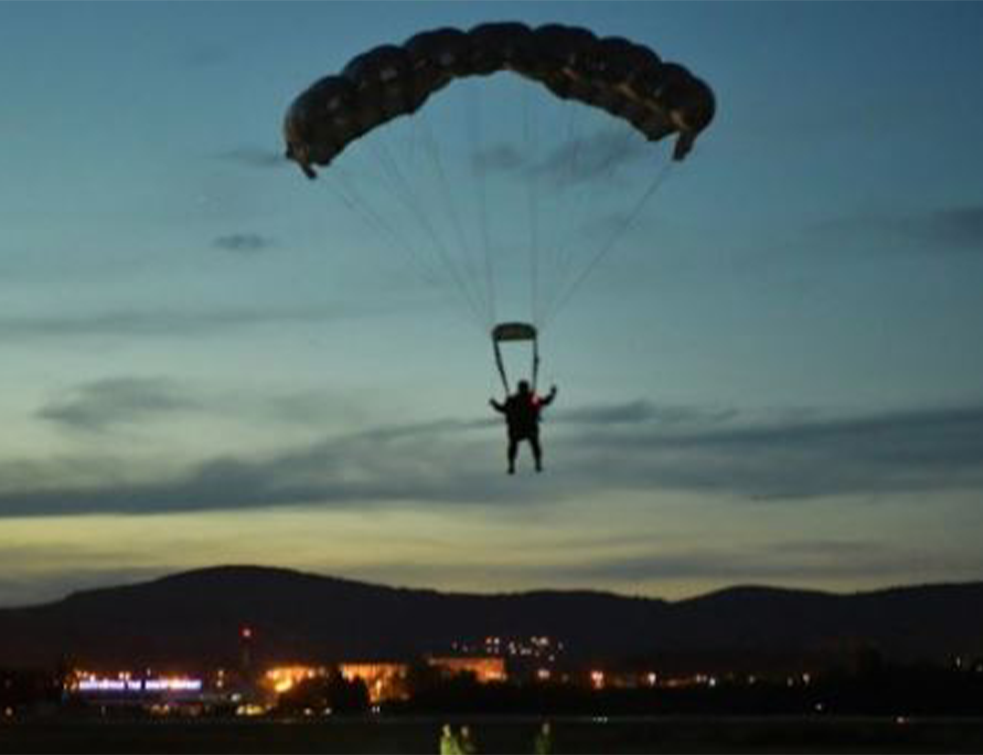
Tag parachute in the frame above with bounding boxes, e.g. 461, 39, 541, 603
284, 22, 714, 389
285, 22, 714, 177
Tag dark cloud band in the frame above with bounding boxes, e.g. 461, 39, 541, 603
2, 400, 983, 518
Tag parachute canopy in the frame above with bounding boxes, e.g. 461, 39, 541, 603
284, 22, 715, 178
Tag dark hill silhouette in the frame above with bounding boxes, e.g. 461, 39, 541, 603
1, 566, 981, 671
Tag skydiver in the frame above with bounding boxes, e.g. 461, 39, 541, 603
489, 380, 558, 474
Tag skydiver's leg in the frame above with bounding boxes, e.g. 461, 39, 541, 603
507, 437, 518, 475
530, 433, 543, 472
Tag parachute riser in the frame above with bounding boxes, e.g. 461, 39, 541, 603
492, 321, 539, 396
493, 339, 511, 395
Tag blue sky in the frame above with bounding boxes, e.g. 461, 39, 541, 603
1, 2, 983, 607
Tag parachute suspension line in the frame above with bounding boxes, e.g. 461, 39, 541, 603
523, 83, 542, 329
466, 83, 497, 326
328, 167, 484, 330
330, 167, 440, 286
542, 107, 601, 314
542, 157, 676, 327
546, 101, 581, 286
418, 105, 493, 328
340, 151, 488, 333
539, 100, 585, 310
551, 126, 642, 304
345, 141, 446, 282
366, 135, 489, 331
404, 108, 421, 166
375, 122, 461, 299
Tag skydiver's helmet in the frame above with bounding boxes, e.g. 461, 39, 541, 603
517, 380, 531, 395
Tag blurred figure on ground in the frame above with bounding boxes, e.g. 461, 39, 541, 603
439, 723, 459, 755
459, 724, 477, 754
534, 720, 553, 754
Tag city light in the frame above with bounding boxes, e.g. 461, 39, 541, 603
76, 677, 202, 693
340, 663, 410, 703
428, 656, 507, 683
264, 665, 326, 694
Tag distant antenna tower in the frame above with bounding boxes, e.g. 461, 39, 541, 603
240, 626, 253, 676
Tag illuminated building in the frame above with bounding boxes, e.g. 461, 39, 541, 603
262, 663, 410, 703
67, 672, 213, 713
340, 663, 410, 702
428, 656, 507, 683
264, 665, 329, 695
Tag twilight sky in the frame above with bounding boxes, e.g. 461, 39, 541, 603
2, 2, 983, 607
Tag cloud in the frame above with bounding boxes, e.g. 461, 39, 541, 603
562, 404, 983, 500
38, 377, 375, 437
324, 537, 973, 597
0, 306, 344, 342
2, 401, 983, 519
534, 129, 651, 188
38, 378, 197, 433
214, 147, 286, 170
471, 130, 651, 187
212, 232, 274, 255
554, 400, 736, 427
913, 206, 983, 251
549, 541, 924, 584
820, 204, 983, 253
0, 541, 181, 607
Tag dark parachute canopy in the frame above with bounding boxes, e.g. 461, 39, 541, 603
284, 22, 715, 179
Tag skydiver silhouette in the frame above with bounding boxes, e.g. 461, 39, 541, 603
489, 380, 558, 474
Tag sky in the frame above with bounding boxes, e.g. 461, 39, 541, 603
1, 1, 983, 607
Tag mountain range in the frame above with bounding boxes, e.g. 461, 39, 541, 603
2, 566, 982, 671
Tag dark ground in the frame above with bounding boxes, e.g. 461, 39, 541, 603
3, 716, 983, 754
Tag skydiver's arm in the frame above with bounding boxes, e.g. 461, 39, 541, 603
489, 398, 506, 413
539, 385, 558, 407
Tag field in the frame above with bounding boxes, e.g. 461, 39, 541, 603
3, 716, 983, 754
